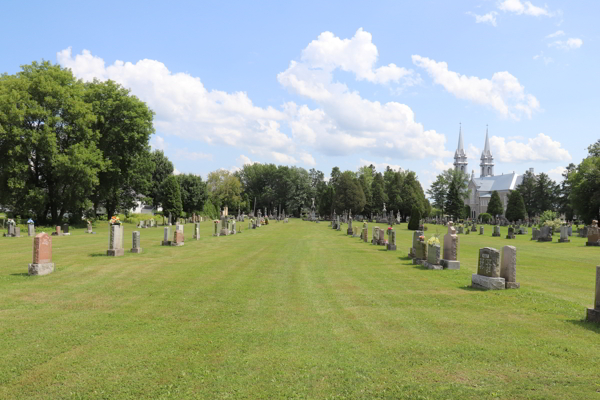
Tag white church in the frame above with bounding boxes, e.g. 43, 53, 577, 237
454, 126, 532, 220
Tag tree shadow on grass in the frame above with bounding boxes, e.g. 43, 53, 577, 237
566, 319, 600, 333
412, 264, 428, 270
10, 272, 29, 276
88, 252, 106, 257
458, 285, 485, 292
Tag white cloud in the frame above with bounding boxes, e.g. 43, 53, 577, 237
150, 135, 167, 151
299, 152, 317, 166
57, 47, 295, 160
533, 52, 553, 65
431, 159, 455, 172
545, 30, 565, 39
412, 55, 541, 120
173, 168, 181, 175
237, 154, 259, 166
497, 0, 551, 17
467, 11, 498, 26
271, 151, 298, 164
548, 37, 583, 50
358, 159, 403, 172
300, 28, 419, 85
466, 144, 481, 162
174, 149, 212, 161
489, 133, 571, 162
547, 166, 567, 182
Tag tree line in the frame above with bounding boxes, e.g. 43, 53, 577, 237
0, 61, 431, 224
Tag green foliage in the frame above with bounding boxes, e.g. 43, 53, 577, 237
177, 173, 207, 215
370, 172, 386, 213
334, 171, 366, 213
444, 175, 464, 221
505, 190, 527, 222
84, 79, 155, 218
161, 175, 183, 219
427, 169, 469, 216
479, 213, 492, 223
202, 200, 218, 220
407, 205, 421, 230
149, 150, 174, 209
207, 169, 243, 211
568, 144, 600, 224
534, 173, 558, 215
539, 210, 558, 226
516, 170, 536, 218
0, 61, 104, 225
487, 191, 504, 218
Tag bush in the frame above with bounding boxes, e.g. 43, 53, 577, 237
408, 205, 421, 231
539, 210, 558, 226
479, 213, 493, 223
202, 200, 218, 220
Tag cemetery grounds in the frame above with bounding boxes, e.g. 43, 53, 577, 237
0, 220, 599, 399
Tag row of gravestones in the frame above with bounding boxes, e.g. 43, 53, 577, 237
4, 222, 73, 238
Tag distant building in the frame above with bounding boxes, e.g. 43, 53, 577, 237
454, 125, 532, 219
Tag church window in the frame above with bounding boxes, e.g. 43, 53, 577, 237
488, 167, 491, 175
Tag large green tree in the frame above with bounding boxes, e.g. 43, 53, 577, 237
149, 150, 174, 210
487, 190, 504, 218
176, 173, 207, 216
505, 190, 526, 222
85, 79, 155, 219
161, 175, 183, 220
568, 141, 600, 224
0, 61, 104, 224
426, 169, 469, 217
370, 172, 386, 214
207, 169, 243, 211
334, 171, 366, 214
534, 172, 558, 215
516, 170, 536, 218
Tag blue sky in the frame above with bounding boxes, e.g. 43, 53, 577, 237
2, 0, 597, 190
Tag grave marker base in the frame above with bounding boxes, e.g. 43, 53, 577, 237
471, 274, 505, 290
558, 238, 570, 243
440, 260, 460, 270
423, 261, 442, 270
387, 244, 396, 251
586, 308, 600, 323
106, 249, 124, 257
131, 248, 142, 253
28, 263, 54, 276
585, 242, 600, 246
506, 282, 520, 289
162, 241, 171, 246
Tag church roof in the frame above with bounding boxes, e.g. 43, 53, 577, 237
472, 172, 523, 192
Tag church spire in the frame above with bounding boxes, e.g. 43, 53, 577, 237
480, 125, 494, 177
454, 122, 468, 173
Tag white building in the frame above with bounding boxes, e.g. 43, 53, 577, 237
455, 126, 531, 219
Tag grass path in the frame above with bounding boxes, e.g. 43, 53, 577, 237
0, 220, 598, 399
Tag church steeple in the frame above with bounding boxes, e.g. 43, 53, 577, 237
480, 125, 494, 177
454, 123, 468, 173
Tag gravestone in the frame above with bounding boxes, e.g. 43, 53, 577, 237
506, 226, 515, 239
336, 216, 341, 231
519, 227, 528, 235
28, 232, 54, 276
172, 229, 184, 246
347, 218, 353, 235
408, 230, 424, 258
378, 228, 385, 246
479, 226, 484, 235
362, 223, 368, 243
414, 236, 426, 262
457, 226, 464, 234
27, 223, 35, 237
471, 223, 477, 232
86, 222, 93, 234
62, 224, 70, 236
220, 216, 229, 236
162, 227, 172, 246
441, 222, 460, 270
372, 227, 379, 245
52, 226, 61, 236
538, 226, 552, 242
424, 243, 442, 270
586, 220, 600, 246
465, 228, 470, 235
500, 245, 519, 289
531, 228, 540, 241
492, 226, 501, 237
567, 226, 572, 236
107, 225, 125, 256
558, 226, 570, 243
14, 227, 21, 237
586, 266, 600, 323
472, 247, 505, 290
194, 223, 200, 240
131, 231, 142, 253
387, 229, 396, 251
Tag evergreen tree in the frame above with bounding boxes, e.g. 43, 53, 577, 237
516, 170, 536, 218
407, 204, 421, 230
161, 175, 183, 220
334, 171, 366, 213
149, 150, 174, 209
487, 190, 504, 218
444, 180, 463, 221
177, 173, 208, 215
568, 142, 600, 224
534, 172, 557, 215
371, 172, 386, 213
505, 190, 526, 222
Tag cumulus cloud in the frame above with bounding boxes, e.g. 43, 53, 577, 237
489, 133, 571, 162
467, 11, 498, 26
412, 55, 541, 120
533, 52, 553, 65
150, 135, 167, 151
548, 37, 583, 50
300, 28, 419, 85
497, 0, 551, 17
547, 166, 567, 182
57, 47, 297, 165
279, 30, 448, 160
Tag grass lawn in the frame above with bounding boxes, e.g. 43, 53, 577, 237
0, 219, 599, 399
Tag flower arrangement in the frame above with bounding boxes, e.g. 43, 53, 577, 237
27, 219, 34, 225
418, 235, 425, 241
427, 236, 440, 246
109, 216, 121, 225
7, 218, 15, 225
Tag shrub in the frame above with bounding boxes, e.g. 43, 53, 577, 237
539, 210, 558, 226
479, 213, 493, 223
407, 205, 421, 231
